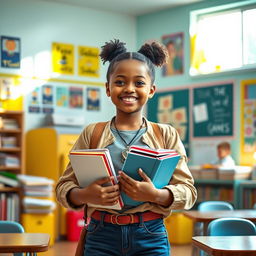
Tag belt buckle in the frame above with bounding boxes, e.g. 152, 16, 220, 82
110, 214, 134, 225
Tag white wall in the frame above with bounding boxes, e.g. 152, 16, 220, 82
0, 0, 136, 131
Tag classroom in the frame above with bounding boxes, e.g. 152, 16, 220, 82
0, 0, 256, 255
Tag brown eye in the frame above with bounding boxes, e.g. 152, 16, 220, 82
115, 80, 125, 86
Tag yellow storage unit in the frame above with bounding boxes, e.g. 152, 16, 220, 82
21, 213, 55, 246
164, 212, 193, 244
26, 127, 80, 239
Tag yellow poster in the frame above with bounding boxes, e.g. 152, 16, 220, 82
78, 46, 99, 77
52, 42, 74, 75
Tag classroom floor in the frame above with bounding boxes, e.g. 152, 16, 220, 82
39, 240, 192, 255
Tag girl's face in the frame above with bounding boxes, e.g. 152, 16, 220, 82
106, 59, 155, 115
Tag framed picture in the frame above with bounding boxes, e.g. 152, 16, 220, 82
162, 32, 184, 76
1, 36, 21, 68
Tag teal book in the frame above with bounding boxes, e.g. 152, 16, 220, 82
121, 146, 180, 206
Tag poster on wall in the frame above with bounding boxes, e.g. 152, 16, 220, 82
162, 32, 184, 76
240, 80, 256, 165
52, 42, 74, 75
69, 87, 83, 109
147, 88, 190, 156
87, 87, 100, 111
78, 46, 100, 77
42, 85, 54, 114
28, 87, 40, 113
56, 86, 68, 108
1, 36, 20, 68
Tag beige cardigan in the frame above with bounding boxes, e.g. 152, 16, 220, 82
55, 118, 197, 218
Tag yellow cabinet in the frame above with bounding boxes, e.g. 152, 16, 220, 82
26, 127, 79, 239
21, 213, 55, 246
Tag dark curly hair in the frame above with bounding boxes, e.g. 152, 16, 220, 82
100, 39, 168, 84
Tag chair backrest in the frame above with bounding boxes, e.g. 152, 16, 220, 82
207, 217, 256, 236
198, 201, 234, 212
0, 221, 24, 233
0, 221, 25, 256
253, 203, 256, 209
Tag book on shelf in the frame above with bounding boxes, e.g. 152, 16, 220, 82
69, 149, 124, 210
0, 153, 20, 167
17, 174, 54, 186
0, 173, 19, 187
121, 146, 180, 206
1, 118, 19, 129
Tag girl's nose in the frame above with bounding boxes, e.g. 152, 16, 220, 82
124, 82, 135, 93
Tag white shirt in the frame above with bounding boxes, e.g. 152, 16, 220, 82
215, 155, 235, 168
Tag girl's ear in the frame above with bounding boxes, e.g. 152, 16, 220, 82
148, 84, 156, 99
105, 82, 110, 97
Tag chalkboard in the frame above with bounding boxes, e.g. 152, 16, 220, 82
192, 82, 233, 137
147, 88, 190, 156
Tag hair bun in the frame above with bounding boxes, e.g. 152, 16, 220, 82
138, 41, 168, 67
100, 39, 127, 64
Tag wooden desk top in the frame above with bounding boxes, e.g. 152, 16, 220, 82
183, 210, 256, 223
0, 233, 50, 253
192, 236, 256, 256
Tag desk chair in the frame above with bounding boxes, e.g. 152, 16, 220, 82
195, 201, 234, 234
195, 201, 234, 256
207, 217, 256, 236
0, 221, 24, 256
198, 201, 234, 211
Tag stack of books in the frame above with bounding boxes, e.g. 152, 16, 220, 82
17, 174, 56, 214
0, 153, 20, 167
69, 146, 180, 208
0, 171, 19, 187
1, 118, 19, 129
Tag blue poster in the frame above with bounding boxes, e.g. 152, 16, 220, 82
1, 36, 20, 68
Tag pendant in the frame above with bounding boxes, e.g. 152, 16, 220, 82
121, 146, 130, 162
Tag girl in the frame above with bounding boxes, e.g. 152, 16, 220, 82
56, 39, 197, 256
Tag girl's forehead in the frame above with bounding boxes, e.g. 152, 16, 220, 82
112, 59, 149, 74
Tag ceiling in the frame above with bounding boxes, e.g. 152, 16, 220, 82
40, 0, 203, 16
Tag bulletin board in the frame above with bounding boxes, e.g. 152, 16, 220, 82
147, 88, 190, 156
240, 79, 256, 165
192, 82, 234, 138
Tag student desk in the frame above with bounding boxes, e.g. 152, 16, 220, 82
183, 210, 256, 235
192, 236, 256, 256
0, 233, 50, 255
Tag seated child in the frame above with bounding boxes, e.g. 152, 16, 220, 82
202, 142, 235, 169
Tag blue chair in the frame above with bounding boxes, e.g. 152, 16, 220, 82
0, 221, 24, 256
198, 201, 234, 211
207, 217, 256, 236
253, 203, 256, 209
195, 201, 234, 256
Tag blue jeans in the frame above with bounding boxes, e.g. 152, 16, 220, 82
84, 212, 170, 256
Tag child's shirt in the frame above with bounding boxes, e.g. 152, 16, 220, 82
215, 155, 235, 168
55, 118, 197, 218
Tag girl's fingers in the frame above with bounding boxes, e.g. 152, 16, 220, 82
119, 171, 135, 186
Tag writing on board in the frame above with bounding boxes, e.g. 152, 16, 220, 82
193, 83, 233, 137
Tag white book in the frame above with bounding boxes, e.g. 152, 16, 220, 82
69, 149, 123, 210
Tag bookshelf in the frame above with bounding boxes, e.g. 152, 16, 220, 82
194, 179, 245, 209
0, 110, 24, 221
238, 180, 256, 209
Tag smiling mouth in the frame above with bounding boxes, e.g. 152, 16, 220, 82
120, 96, 138, 103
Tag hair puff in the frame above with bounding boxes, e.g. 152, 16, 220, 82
100, 39, 127, 64
138, 41, 168, 67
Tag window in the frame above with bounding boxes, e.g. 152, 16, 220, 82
190, 1, 256, 76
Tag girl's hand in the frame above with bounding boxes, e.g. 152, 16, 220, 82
118, 169, 159, 203
80, 176, 120, 206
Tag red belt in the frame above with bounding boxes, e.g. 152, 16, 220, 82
91, 210, 163, 225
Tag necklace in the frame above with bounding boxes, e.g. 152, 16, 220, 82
113, 117, 145, 162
